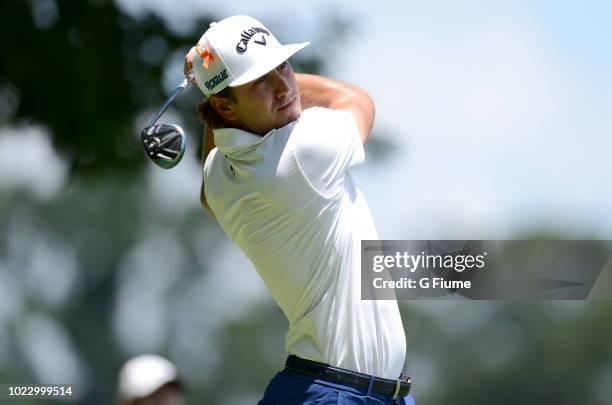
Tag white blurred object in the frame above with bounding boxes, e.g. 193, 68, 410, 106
118, 354, 178, 400
0, 125, 68, 200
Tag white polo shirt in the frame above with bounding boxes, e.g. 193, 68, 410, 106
203, 107, 406, 379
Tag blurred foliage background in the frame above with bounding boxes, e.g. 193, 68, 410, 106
0, 1, 611, 404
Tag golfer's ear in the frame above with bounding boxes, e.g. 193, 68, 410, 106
209, 94, 237, 121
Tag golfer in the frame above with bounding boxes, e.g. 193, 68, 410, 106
184, 15, 414, 404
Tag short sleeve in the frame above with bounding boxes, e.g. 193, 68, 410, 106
292, 107, 365, 197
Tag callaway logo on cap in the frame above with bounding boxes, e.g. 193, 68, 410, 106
192, 15, 310, 97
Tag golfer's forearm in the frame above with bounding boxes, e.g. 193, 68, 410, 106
297, 73, 356, 109
296, 73, 375, 143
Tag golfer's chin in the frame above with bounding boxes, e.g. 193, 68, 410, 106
284, 106, 301, 123
276, 99, 301, 125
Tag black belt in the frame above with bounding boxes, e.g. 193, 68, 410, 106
284, 355, 412, 398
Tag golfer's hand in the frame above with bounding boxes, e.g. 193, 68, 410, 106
184, 46, 198, 86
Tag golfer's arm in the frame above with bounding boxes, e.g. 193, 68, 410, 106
296, 73, 375, 144
200, 126, 216, 219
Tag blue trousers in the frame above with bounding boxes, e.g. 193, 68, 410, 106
258, 368, 416, 405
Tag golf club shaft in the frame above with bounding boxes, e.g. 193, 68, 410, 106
146, 72, 194, 128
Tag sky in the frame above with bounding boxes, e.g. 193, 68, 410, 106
332, 0, 612, 239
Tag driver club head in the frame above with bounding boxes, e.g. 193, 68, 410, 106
140, 123, 187, 169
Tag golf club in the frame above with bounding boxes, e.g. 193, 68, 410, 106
140, 72, 193, 169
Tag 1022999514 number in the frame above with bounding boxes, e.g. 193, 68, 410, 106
2, 384, 73, 400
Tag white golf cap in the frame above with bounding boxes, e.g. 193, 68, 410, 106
118, 354, 179, 401
191, 15, 309, 97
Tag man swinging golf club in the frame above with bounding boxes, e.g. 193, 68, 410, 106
184, 15, 415, 404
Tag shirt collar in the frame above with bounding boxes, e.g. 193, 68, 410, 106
213, 120, 297, 155
213, 127, 267, 150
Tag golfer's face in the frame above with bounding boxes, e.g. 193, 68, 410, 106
230, 61, 301, 135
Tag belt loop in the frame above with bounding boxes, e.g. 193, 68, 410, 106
392, 379, 401, 399
366, 375, 374, 396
